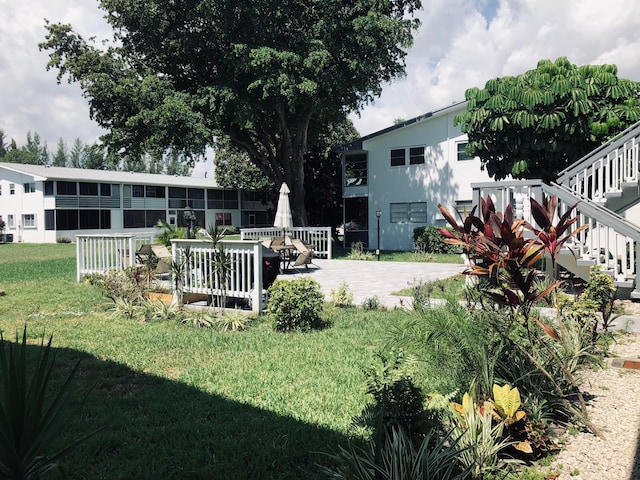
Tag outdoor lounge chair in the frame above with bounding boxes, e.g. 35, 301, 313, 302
291, 238, 314, 271
150, 244, 172, 275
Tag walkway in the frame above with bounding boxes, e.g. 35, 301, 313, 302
278, 258, 640, 332
278, 258, 464, 309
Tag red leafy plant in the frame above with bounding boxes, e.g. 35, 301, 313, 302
438, 195, 601, 437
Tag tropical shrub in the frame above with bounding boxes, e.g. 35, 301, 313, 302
413, 226, 458, 254
330, 282, 353, 308
267, 278, 324, 331
0, 326, 97, 479
352, 350, 430, 447
321, 426, 469, 480
346, 242, 374, 261
361, 296, 381, 311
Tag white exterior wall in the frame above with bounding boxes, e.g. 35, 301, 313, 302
344, 103, 493, 251
0, 169, 46, 242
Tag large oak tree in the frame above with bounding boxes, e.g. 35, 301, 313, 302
454, 57, 640, 182
40, 0, 421, 225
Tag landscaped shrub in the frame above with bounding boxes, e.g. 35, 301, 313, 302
267, 278, 324, 331
346, 241, 374, 261
352, 350, 429, 446
413, 226, 458, 254
321, 426, 468, 480
56, 236, 72, 243
330, 282, 353, 307
0, 326, 97, 479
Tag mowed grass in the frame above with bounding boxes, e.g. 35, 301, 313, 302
0, 243, 408, 479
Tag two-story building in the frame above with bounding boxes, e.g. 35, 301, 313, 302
339, 101, 493, 251
0, 163, 270, 243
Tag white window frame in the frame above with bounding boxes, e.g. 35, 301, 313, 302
7, 215, 14, 228
22, 214, 36, 229
457, 142, 474, 161
390, 202, 427, 223
9, 183, 15, 195
24, 182, 36, 193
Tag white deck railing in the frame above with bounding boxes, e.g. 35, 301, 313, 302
240, 226, 332, 258
76, 233, 154, 281
556, 120, 640, 201
471, 180, 640, 293
171, 239, 264, 312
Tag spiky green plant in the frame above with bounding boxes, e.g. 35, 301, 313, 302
0, 326, 96, 480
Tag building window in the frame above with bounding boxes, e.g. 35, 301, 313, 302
44, 181, 54, 196
9, 183, 15, 195
457, 142, 474, 161
23, 183, 36, 194
57, 181, 77, 195
0, 184, 2, 195
455, 200, 474, 217
22, 214, 36, 228
100, 183, 112, 197
132, 185, 145, 197
79, 182, 99, 196
215, 212, 232, 226
45, 210, 55, 230
409, 147, 425, 165
344, 154, 367, 186
390, 202, 428, 223
7, 215, 14, 228
145, 185, 166, 198
208, 189, 239, 209
390, 149, 405, 166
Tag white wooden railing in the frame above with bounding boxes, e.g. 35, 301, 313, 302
76, 233, 154, 281
556, 120, 640, 202
240, 226, 333, 258
171, 239, 265, 312
471, 180, 640, 295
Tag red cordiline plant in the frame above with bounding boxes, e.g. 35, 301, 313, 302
438, 195, 601, 437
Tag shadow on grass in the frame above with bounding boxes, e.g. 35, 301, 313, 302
26, 343, 355, 480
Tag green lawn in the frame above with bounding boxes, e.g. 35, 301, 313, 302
0, 243, 410, 479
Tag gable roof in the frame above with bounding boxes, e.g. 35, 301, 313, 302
0, 163, 216, 188
339, 101, 467, 152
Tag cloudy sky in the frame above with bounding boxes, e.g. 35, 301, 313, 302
1, 0, 640, 172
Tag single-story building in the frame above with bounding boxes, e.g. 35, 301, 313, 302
339, 101, 493, 251
0, 162, 270, 243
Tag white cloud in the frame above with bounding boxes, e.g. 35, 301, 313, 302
1, 0, 639, 152
350, 0, 640, 136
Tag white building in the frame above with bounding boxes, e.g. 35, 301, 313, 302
0, 163, 270, 243
340, 101, 493, 251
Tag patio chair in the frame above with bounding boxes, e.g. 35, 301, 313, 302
260, 237, 273, 249
150, 244, 172, 276
291, 238, 315, 271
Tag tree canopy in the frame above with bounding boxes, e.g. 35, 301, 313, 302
454, 57, 640, 182
40, 0, 422, 225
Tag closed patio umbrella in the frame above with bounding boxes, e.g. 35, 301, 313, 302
274, 182, 293, 234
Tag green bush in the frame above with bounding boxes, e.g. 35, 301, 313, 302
267, 278, 324, 331
330, 282, 354, 308
413, 226, 458, 254
56, 237, 72, 243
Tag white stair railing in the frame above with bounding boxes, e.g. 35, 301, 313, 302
471, 181, 640, 296
556, 120, 640, 202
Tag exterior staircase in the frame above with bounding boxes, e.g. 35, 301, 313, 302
472, 119, 640, 299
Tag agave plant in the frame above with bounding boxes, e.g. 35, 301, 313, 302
0, 326, 96, 480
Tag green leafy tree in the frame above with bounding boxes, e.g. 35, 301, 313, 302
455, 57, 640, 182
52, 138, 68, 166
0, 130, 8, 158
40, 0, 421, 225
215, 116, 358, 232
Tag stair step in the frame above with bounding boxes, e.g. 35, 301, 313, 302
614, 279, 635, 289
621, 181, 637, 188
576, 258, 596, 267
604, 190, 623, 198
